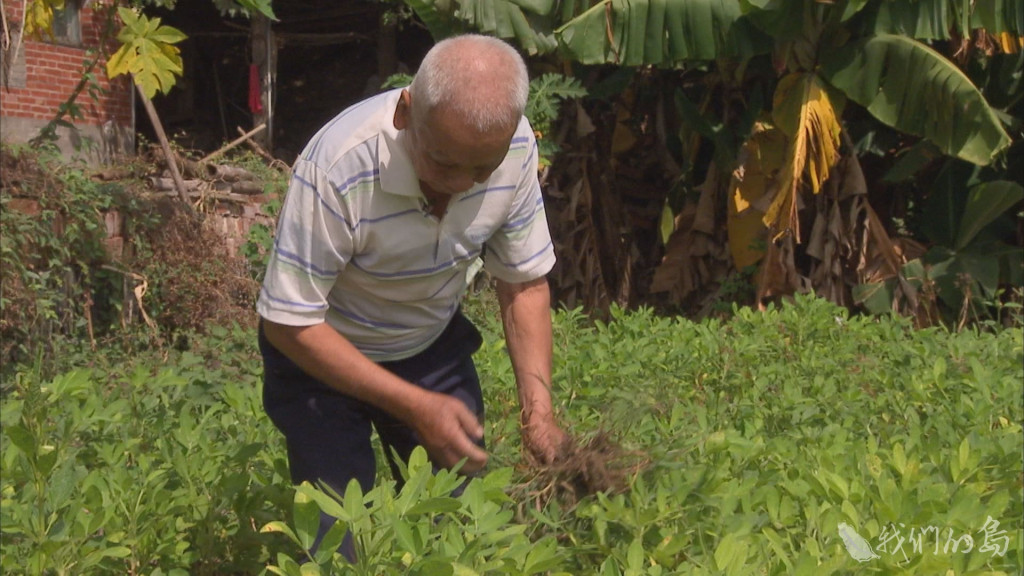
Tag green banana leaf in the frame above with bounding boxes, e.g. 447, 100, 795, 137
971, 0, 1024, 35
555, 0, 767, 66
401, 0, 560, 53
740, 0, 812, 42
860, 0, 1022, 39
403, 0, 464, 40
872, 0, 952, 40
820, 34, 1012, 166
451, 0, 558, 53
956, 181, 1024, 250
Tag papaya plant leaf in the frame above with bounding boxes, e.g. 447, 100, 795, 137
105, 7, 186, 99
820, 34, 1012, 166
555, 0, 754, 66
956, 181, 1024, 250
148, 24, 189, 45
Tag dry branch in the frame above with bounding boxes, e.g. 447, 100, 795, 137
236, 126, 288, 170
147, 189, 268, 205
149, 177, 263, 196
149, 177, 204, 192
205, 163, 257, 182
201, 123, 267, 163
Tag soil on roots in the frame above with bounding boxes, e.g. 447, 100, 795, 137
512, 431, 647, 519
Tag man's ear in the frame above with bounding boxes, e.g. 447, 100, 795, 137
393, 89, 412, 130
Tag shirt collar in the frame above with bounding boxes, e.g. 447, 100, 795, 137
378, 93, 420, 198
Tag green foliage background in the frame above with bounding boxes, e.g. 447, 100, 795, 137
1, 294, 1021, 575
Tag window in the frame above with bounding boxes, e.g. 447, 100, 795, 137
51, 0, 82, 46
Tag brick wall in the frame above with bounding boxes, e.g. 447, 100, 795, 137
10, 194, 276, 262
1, 1, 134, 162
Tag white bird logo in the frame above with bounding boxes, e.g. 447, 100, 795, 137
838, 522, 880, 563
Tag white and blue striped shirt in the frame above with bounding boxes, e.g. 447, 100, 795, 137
257, 89, 555, 361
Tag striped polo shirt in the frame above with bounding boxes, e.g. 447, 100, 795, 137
256, 88, 556, 361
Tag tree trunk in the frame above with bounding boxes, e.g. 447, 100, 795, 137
135, 81, 193, 212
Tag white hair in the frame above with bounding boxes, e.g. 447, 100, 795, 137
409, 34, 529, 134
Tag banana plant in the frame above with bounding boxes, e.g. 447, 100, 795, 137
557, 0, 766, 65
398, 0, 1021, 319
557, 0, 1013, 219
554, 0, 1018, 313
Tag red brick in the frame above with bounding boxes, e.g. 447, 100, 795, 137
7, 198, 41, 216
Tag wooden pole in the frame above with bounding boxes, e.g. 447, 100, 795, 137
378, 8, 398, 85
134, 80, 193, 212
250, 14, 275, 152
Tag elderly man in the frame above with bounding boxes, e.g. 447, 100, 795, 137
256, 34, 567, 552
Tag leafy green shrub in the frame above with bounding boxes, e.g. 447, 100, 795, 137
241, 192, 283, 285
0, 144, 263, 374
2, 293, 1020, 575
230, 151, 289, 285
268, 293, 1023, 575
0, 325, 289, 575
0, 146, 129, 374
263, 449, 565, 575
534, 295, 1023, 575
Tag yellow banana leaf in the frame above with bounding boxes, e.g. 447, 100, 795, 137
726, 122, 785, 269
998, 32, 1023, 53
763, 72, 841, 242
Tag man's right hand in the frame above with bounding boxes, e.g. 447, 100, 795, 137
262, 321, 488, 474
412, 390, 488, 474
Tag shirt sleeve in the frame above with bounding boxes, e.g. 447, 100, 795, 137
256, 158, 353, 325
482, 123, 556, 284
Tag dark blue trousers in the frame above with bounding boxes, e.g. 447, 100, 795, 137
258, 311, 485, 559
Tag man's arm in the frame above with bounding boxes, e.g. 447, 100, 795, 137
495, 276, 568, 464
262, 320, 488, 473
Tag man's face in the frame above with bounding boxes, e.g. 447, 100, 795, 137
404, 102, 515, 196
